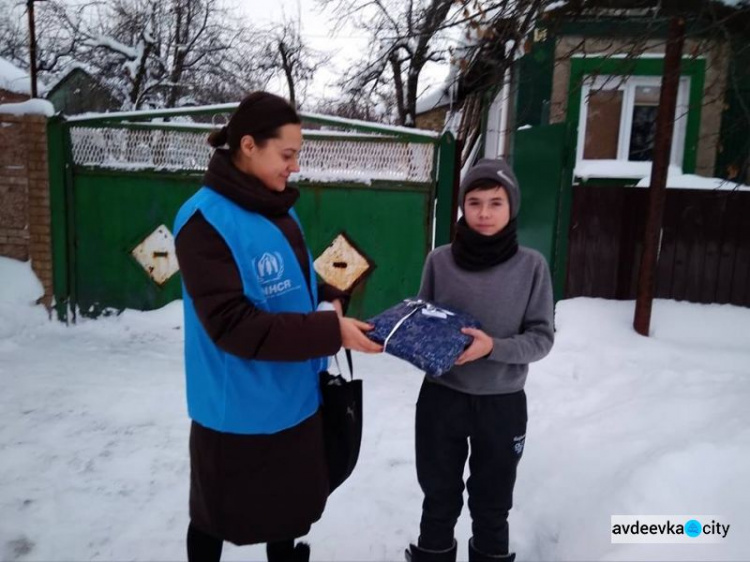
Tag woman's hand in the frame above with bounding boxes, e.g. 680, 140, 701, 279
339, 317, 383, 353
454, 327, 494, 365
331, 299, 344, 317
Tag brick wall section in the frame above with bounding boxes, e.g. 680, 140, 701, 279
0, 113, 53, 306
416, 106, 449, 132
0, 90, 29, 104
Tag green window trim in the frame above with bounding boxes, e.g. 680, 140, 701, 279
566, 56, 706, 175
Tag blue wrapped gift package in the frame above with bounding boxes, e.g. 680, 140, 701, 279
366, 299, 481, 377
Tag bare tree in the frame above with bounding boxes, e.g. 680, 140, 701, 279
320, 0, 556, 126
258, 19, 330, 109
47, 0, 267, 109
0, 0, 78, 81
0, 1, 30, 68
322, 0, 461, 126
313, 87, 398, 122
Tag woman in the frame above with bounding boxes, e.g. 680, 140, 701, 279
174, 91, 381, 562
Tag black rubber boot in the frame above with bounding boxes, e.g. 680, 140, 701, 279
405, 540, 457, 562
293, 542, 310, 562
468, 538, 515, 562
266, 540, 310, 562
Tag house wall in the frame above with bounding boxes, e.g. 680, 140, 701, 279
46, 70, 120, 115
549, 36, 729, 177
415, 106, 449, 132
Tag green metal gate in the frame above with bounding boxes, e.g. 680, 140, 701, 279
47, 105, 457, 321
512, 123, 573, 301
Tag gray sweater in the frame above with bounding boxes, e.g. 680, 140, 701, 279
418, 244, 554, 395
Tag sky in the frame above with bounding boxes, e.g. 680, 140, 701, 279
236, 0, 451, 105
37, 0, 450, 108
2, 256, 750, 561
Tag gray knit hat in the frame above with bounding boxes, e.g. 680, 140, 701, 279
459, 158, 521, 218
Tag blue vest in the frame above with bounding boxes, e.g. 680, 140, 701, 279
174, 187, 325, 434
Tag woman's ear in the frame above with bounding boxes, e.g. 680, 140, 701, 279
239, 134, 256, 158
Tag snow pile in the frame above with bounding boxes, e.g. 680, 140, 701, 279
0, 99, 55, 117
521, 298, 750, 561
635, 172, 749, 191
0, 258, 48, 341
574, 160, 683, 181
575, 161, 750, 190
1, 254, 749, 560
0, 258, 43, 305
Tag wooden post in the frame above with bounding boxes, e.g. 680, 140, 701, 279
633, 16, 686, 336
27, 0, 39, 98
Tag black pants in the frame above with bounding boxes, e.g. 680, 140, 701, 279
416, 381, 527, 556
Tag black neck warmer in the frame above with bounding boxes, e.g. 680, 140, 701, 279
451, 216, 519, 271
202, 149, 299, 218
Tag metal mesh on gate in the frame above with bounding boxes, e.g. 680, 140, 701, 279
69, 127, 435, 183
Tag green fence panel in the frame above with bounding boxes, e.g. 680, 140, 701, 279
68, 171, 432, 319
296, 182, 432, 319
52, 109, 445, 320
72, 170, 201, 315
513, 123, 572, 301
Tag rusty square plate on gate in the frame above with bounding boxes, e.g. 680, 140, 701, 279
314, 232, 375, 293
131, 225, 180, 286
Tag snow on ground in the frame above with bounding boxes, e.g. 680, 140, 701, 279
1, 256, 749, 561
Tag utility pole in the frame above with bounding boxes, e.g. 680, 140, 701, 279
26, 0, 46, 98
27, 0, 38, 97
633, 16, 686, 336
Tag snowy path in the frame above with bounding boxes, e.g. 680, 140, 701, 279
1, 259, 749, 561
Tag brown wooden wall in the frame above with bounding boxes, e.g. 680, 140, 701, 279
566, 184, 750, 307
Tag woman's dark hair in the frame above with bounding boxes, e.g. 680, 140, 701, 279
207, 91, 301, 153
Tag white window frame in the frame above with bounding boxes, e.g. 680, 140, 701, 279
576, 74, 691, 170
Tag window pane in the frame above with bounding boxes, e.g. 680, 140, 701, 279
583, 90, 622, 159
628, 85, 660, 161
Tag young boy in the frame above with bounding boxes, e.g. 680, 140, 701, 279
406, 159, 554, 562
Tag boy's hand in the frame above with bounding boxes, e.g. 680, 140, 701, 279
455, 327, 494, 365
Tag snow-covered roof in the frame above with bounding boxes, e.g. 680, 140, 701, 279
0, 56, 31, 95
416, 84, 452, 114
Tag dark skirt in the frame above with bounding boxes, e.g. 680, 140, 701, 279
189, 411, 329, 546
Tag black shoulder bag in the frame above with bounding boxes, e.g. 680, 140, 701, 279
319, 349, 363, 494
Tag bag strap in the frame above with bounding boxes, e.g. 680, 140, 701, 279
332, 349, 355, 381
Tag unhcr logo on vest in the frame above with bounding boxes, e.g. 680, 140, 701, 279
256, 252, 284, 282
253, 252, 296, 298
